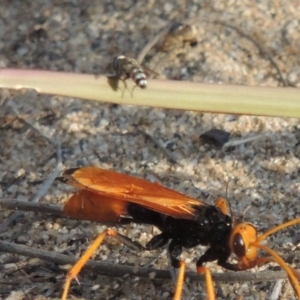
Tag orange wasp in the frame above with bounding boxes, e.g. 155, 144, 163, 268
59, 166, 300, 299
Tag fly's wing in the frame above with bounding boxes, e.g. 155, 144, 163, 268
117, 57, 136, 78
60, 167, 205, 220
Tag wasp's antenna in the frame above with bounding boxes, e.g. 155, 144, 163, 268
225, 179, 234, 219
241, 206, 251, 222
225, 180, 230, 200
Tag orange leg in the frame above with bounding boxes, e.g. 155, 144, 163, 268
197, 266, 216, 300
254, 217, 300, 297
257, 217, 300, 242
61, 228, 119, 300
110, 224, 131, 247
205, 268, 215, 300
254, 243, 300, 298
173, 261, 186, 300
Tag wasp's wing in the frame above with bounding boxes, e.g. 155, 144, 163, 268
60, 167, 204, 220
63, 189, 131, 223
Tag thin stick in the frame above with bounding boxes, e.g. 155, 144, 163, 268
0, 198, 64, 216
0, 240, 296, 283
29, 143, 63, 203
137, 129, 178, 165
137, 26, 170, 63
213, 20, 288, 87
0, 142, 62, 234
1, 200, 299, 284
268, 279, 284, 300
11, 106, 56, 145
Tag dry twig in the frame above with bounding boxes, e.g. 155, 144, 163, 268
0, 199, 298, 284
213, 20, 288, 87
268, 279, 285, 300
0, 240, 295, 283
0, 124, 62, 234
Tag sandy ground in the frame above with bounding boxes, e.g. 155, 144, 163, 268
1, 1, 300, 299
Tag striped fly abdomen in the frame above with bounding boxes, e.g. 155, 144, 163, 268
113, 55, 147, 89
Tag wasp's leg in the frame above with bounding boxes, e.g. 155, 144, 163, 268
196, 247, 230, 300
61, 228, 145, 300
168, 240, 185, 300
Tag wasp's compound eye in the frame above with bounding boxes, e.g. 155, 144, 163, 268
232, 233, 246, 258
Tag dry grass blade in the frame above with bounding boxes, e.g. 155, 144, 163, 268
1, 69, 300, 118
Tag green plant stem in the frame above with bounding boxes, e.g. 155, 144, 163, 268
0, 69, 300, 117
